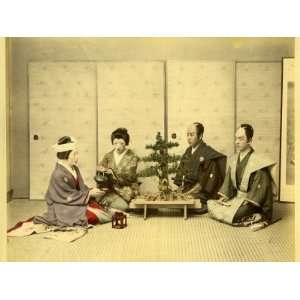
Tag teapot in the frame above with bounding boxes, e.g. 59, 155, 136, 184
94, 171, 114, 189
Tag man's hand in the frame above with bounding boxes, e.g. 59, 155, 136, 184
183, 183, 201, 195
175, 186, 184, 194
217, 197, 230, 206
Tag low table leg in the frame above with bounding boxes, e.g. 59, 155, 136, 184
184, 205, 187, 220
144, 204, 147, 220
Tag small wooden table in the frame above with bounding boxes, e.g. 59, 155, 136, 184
133, 198, 195, 220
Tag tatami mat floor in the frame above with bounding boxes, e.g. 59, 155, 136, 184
7, 199, 294, 261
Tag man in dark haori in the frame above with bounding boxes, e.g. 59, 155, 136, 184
173, 122, 227, 212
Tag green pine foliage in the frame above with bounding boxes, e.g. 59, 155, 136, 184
138, 132, 181, 180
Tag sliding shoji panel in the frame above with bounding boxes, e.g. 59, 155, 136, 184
97, 62, 165, 192
29, 62, 97, 199
167, 61, 235, 157
236, 62, 282, 186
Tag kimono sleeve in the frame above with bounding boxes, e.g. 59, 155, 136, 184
50, 173, 90, 206
118, 155, 139, 185
245, 169, 271, 208
198, 159, 221, 194
173, 153, 186, 186
218, 166, 236, 199
98, 153, 110, 169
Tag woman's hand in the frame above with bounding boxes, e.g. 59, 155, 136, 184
96, 165, 107, 172
105, 168, 113, 175
89, 187, 108, 198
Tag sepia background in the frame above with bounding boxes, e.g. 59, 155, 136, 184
1, 37, 298, 261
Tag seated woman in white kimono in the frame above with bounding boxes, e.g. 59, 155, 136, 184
33, 136, 112, 228
96, 128, 140, 211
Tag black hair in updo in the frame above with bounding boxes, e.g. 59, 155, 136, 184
111, 128, 130, 145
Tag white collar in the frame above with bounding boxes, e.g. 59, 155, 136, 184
191, 144, 200, 154
239, 147, 252, 161
114, 149, 128, 166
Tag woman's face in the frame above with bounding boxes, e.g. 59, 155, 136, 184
68, 150, 79, 166
113, 138, 126, 154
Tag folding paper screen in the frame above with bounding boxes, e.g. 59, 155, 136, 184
280, 58, 294, 202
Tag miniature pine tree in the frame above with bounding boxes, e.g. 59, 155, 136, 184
138, 132, 182, 193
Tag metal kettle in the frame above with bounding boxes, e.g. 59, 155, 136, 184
94, 171, 114, 189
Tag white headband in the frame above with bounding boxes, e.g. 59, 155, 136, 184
52, 137, 77, 153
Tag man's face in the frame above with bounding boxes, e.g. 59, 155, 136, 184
187, 124, 200, 147
235, 127, 251, 152
113, 138, 126, 154
68, 150, 79, 166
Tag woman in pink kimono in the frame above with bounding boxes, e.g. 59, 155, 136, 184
33, 136, 113, 228
97, 128, 140, 211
